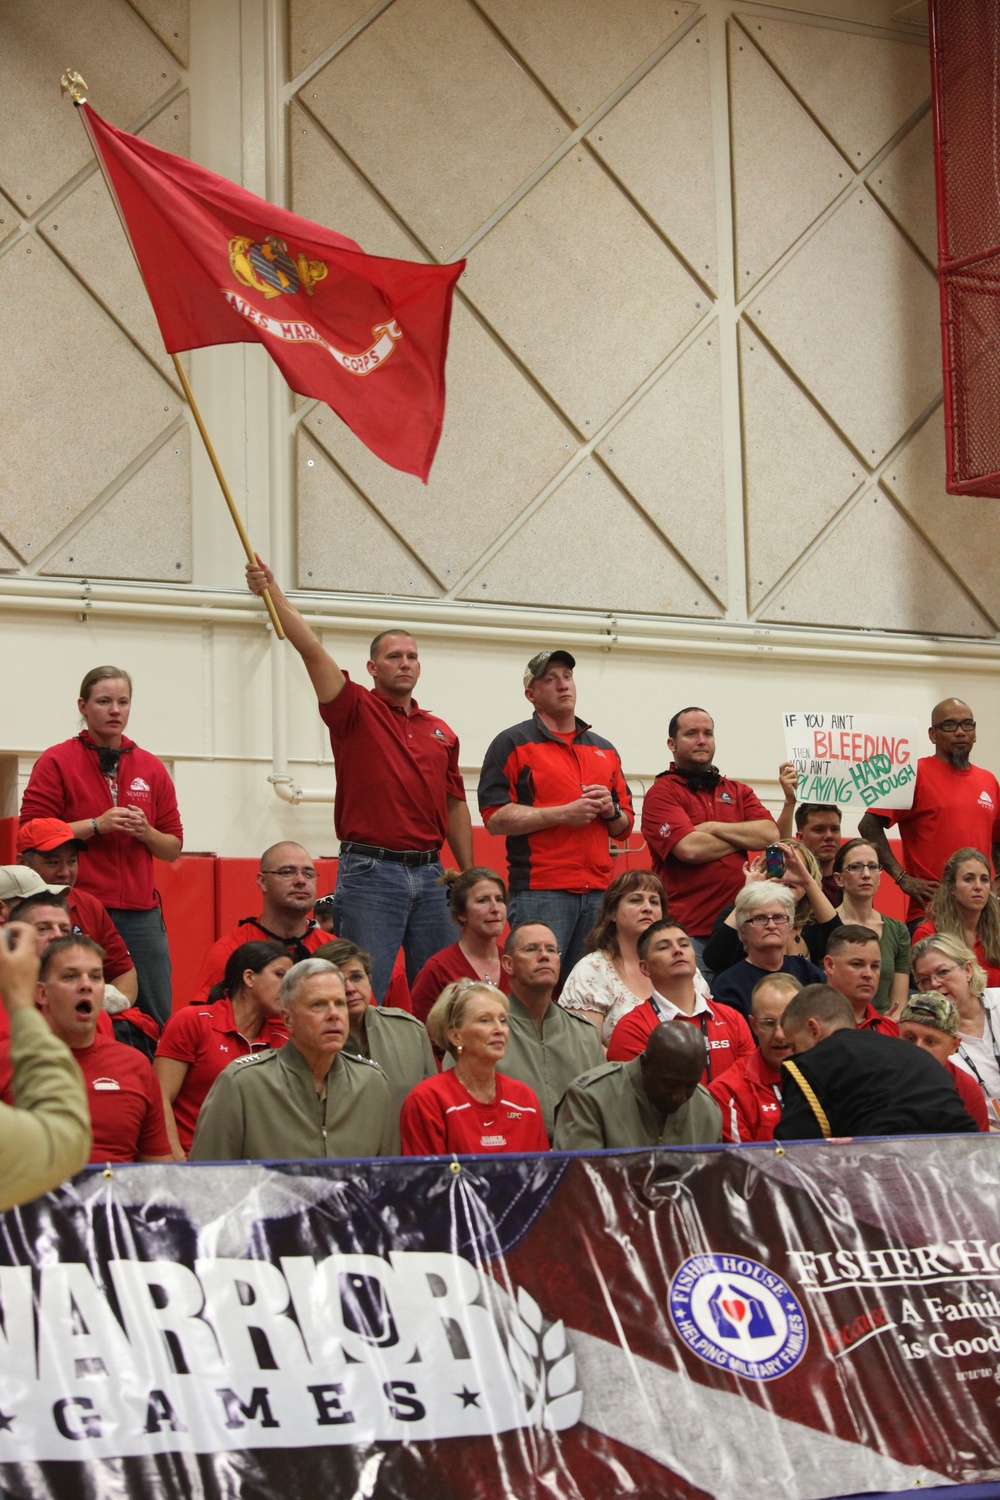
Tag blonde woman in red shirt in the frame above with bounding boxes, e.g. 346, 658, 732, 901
401, 981, 548, 1155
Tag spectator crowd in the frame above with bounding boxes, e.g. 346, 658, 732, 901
2, 563, 998, 1207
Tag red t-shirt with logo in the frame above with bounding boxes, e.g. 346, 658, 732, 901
873, 755, 1000, 921
606, 994, 754, 1085
155, 997, 289, 1151
73, 1033, 171, 1161
400, 1069, 549, 1155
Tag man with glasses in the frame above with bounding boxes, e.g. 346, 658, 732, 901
823, 925, 899, 1037
191, 841, 330, 1001
484, 922, 603, 1140
859, 697, 1000, 927
708, 972, 800, 1142
710, 885, 824, 1019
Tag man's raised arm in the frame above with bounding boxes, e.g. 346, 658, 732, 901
247, 555, 346, 705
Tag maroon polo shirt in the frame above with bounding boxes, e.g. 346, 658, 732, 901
319, 675, 466, 851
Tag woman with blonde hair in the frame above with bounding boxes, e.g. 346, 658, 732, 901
911, 932, 1000, 1129
912, 848, 1000, 987
400, 980, 548, 1155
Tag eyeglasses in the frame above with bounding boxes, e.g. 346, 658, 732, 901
744, 913, 791, 929
915, 963, 962, 991
932, 719, 975, 733
842, 861, 880, 875
520, 943, 561, 956
754, 1018, 783, 1032
261, 865, 318, 880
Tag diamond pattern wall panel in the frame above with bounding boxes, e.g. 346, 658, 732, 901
42, 430, 192, 581
0, 239, 182, 562
289, 0, 374, 74
463, 150, 704, 432
747, 189, 940, 466
744, 14, 930, 168
301, 301, 576, 586
589, 19, 717, 290
0, 192, 20, 249
477, 0, 695, 120
126, 0, 189, 67
0, 0, 182, 213
38, 96, 191, 385
740, 326, 863, 608
304, 0, 565, 256
729, 19, 849, 294
460, 463, 721, 616
763, 488, 993, 637
882, 411, 1000, 626
597, 327, 727, 604
865, 110, 937, 266
296, 433, 440, 596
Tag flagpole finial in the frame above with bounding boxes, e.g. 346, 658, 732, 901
60, 70, 88, 104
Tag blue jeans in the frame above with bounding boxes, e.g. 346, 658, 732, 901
507, 889, 604, 989
332, 849, 457, 1003
107, 905, 173, 1028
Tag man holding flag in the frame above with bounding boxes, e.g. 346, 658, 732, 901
246, 557, 472, 1002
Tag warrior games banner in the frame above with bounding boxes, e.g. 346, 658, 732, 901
1, 1138, 999, 1499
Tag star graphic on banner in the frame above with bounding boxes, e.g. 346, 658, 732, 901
455, 1386, 480, 1408
0, 1410, 15, 1433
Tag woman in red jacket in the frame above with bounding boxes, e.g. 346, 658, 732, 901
400, 980, 548, 1156
19, 665, 183, 1027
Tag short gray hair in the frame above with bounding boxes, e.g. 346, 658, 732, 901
279, 956, 343, 1008
733, 882, 796, 928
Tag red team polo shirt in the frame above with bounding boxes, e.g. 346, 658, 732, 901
155, 997, 288, 1151
858, 1005, 900, 1038
641, 769, 772, 936
319, 675, 466, 851
409, 942, 511, 1023
709, 1051, 784, 1143
606, 993, 755, 1085
400, 1069, 549, 1155
873, 755, 1000, 921
73, 1033, 171, 1162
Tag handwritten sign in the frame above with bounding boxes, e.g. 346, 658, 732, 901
782, 711, 918, 810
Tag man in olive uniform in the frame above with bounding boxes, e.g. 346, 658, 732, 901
190, 958, 398, 1160
552, 1020, 722, 1150
315, 939, 435, 1112
496, 922, 604, 1139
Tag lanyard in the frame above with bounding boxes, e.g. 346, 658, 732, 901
649, 994, 714, 1079
957, 1006, 1000, 1126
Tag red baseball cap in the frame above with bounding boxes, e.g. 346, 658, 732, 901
16, 817, 85, 853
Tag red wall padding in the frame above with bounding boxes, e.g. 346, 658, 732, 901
930, 0, 1000, 495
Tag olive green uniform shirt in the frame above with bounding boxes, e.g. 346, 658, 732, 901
0, 1009, 92, 1210
343, 1005, 437, 1112
189, 1040, 399, 1161
552, 1057, 722, 1151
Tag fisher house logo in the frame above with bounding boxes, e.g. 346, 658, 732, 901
223, 232, 402, 376
668, 1254, 807, 1381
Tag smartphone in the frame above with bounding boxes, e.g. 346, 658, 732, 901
764, 844, 785, 880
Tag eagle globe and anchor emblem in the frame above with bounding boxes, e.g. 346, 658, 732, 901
224, 232, 403, 375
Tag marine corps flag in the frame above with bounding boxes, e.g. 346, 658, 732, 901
80, 103, 463, 481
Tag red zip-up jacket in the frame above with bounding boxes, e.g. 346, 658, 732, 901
478, 714, 633, 892
20, 735, 183, 910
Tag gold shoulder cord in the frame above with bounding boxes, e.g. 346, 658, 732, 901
783, 1061, 832, 1139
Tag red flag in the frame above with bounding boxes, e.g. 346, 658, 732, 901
81, 103, 463, 481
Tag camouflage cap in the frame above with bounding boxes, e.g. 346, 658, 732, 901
899, 991, 961, 1037
523, 649, 576, 688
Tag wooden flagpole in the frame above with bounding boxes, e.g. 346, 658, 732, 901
61, 69, 284, 639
